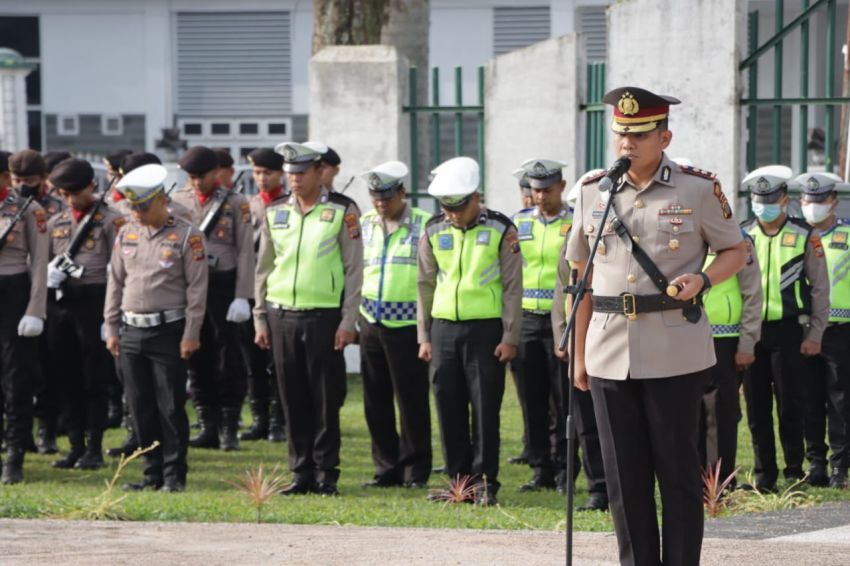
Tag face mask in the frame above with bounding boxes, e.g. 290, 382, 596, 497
752, 202, 782, 222
801, 202, 832, 225
18, 184, 40, 199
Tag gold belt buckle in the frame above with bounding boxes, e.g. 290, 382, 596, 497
622, 293, 637, 321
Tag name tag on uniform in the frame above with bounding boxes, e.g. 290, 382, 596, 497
320, 208, 335, 222
438, 234, 453, 250
517, 221, 533, 241
273, 209, 290, 228
782, 232, 798, 247
476, 230, 491, 246
831, 231, 848, 249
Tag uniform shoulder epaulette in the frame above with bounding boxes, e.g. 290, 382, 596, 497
486, 209, 516, 229
679, 165, 717, 181
425, 213, 446, 228
327, 191, 358, 211
582, 171, 607, 185
837, 217, 850, 226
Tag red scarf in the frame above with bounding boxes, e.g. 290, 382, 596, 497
71, 203, 94, 223
260, 186, 283, 206
195, 185, 219, 206
0, 187, 8, 203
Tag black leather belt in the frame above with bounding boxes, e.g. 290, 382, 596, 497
593, 293, 702, 321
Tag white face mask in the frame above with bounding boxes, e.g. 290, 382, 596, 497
801, 202, 833, 225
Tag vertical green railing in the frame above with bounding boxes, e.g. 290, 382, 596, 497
825, 0, 836, 170
799, 0, 809, 170
403, 66, 485, 206
583, 62, 606, 171
772, 0, 784, 164
746, 11, 759, 172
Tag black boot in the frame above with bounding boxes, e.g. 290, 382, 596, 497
76, 430, 104, 470
108, 425, 139, 458
36, 418, 59, 455
189, 405, 220, 449
1, 447, 24, 484
268, 394, 287, 443
53, 429, 86, 469
239, 400, 269, 441
220, 407, 240, 452
106, 399, 123, 429
518, 468, 556, 492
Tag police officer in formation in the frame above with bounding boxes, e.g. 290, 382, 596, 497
796, 171, 850, 489
741, 165, 830, 493
254, 142, 362, 496
358, 161, 432, 488
104, 164, 208, 492
171, 146, 255, 451
418, 156, 522, 506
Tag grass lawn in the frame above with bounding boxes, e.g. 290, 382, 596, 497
1, 371, 848, 530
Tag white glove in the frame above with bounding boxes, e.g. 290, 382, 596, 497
18, 315, 44, 337
47, 259, 67, 289
100, 322, 107, 342
225, 298, 252, 323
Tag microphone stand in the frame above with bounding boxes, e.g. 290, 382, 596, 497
558, 173, 625, 566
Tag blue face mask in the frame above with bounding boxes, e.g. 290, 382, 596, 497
752, 202, 782, 222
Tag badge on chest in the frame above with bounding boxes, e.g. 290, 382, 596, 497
438, 234, 453, 250
517, 221, 533, 241
830, 231, 849, 250
476, 230, 491, 246
273, 209, 290, 228
782, 232, 799, 247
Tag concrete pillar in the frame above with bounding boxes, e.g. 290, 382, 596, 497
0, 49, 34, 151
309, 45, 410, 213
608, 0, 746, 202
483, 34, 581, 216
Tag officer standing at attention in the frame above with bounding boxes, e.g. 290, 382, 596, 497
418, 156, 522, 506
46, 159, 125, 470
104, 164, 208, 492
358, 161, 432, 489
171, 146, 255, 451
741, 166, 829, 492
567, 87, 747, 565
254, 142, 362, 496
213, 149, 237, 190
239, 147, 287, 444
795, 172, 850, 489
0, 151, 49, 484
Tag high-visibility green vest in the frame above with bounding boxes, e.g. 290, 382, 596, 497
512, 206, 572, 312
360, 205, 431, 328
702, 251, 743, 337
819, 218, 850, 323
426, 209, 513, 321
264, 192, 353, 309
744, 217, 812, 322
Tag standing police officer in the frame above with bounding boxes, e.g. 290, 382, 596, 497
567, 87, 747, 565
105, 164, 208, 492
171, 146, 255, 451
358, 161, 432, 488
741, 165, 830, 492
254, 142, 362, 496
795, 171, 850, 489
418, 156, 522, 506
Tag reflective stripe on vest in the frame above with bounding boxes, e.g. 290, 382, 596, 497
359, 207, 431, 328
264, 196, 345, 309
513, 207, 572, 312
702, 252, 743, 337
821, 223, 850, 323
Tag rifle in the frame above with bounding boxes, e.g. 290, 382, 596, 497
231, 171, 245, 194
0, 194, 37, 252
165, 181, 178, 196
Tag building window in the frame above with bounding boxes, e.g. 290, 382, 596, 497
101, 114, 123, 136
57, 115, 79, 136
211, 123, 231, 135
268, 123, 287, 135
577, 6, 608, 62
240, 123, 259, 135
493, 6, 551, 56
183, 123, 203, 136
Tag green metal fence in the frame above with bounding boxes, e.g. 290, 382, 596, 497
402, 66, 485, 206
583, 62, 607, 171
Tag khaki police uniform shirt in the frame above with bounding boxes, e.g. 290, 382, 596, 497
416, 205, 523, 346
248, 191, 288, 250
47, 204, 125, 286
39, 193, 65, 219
565, 154, 744, 380
253, 188, 363, 335
0, 192, 49, 318
112, 194, 193, 223
725, 237, 763, 354
170, 187, 255, 299
104, 215, 209, 342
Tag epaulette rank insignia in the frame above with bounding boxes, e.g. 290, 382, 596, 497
679, 165, 716, 180
582, 171, 607, 185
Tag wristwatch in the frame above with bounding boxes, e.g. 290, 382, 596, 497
698, 272, 712, 293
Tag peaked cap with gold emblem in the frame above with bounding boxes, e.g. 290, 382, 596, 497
602, 86, 681, 134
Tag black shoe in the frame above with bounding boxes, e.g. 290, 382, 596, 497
829, 468, 848, 489
577, 493, 609, 512
406, 480, 428, 489
808, 466, 830, 487
107, 432, 139, 458
518, 474, 556, 492
239, 421, 269, 441
220, 408, 240, 452
52, 450, 84, 469
1, 449, 24, 484
507, 455, 528, 465
362, 475, 403, 488
267, 424, 286, 443
279, 481, 315, 496
161, 479, 186, 493
314, 482, 340, 497
474, 492, 498, 506
36, 421, 59, 455
785, 468, 805, 482
122, 477, 163, 491
75, 451, 105, 470
755, 481, 778, 494
189, 427, 220, 449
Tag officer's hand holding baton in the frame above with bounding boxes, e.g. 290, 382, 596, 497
667, 272, 706, 301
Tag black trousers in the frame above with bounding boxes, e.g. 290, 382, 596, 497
359, 318, 431, 483
804, 323, 850, 471
47, 285, 112, 434
744, 320, 807, 484
32, 331, 59, 424
120, 320, 189, 483
269, 308, 346, 485
591, 370, 707, 566
573, 387, 607, 494
0, 273, 35, 450
237, 300, 280, 413
187, 271, 246, 411
431, 318, 505, 493
699, 337, 742, 482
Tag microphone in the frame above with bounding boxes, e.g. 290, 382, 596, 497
597, 157, 632, 193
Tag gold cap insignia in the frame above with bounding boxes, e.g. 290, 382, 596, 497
618, 92, 640, 116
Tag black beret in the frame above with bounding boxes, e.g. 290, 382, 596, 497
322, 146, 341, 166
179, 146, 219, 175
48, 158, 94, 192
0, 151, 11, 173
120, 152, 162, 175
103, 149, 133, 170
247, 148, 284, 170
9, 149, 46, 176
213, 148, 234, 168
44, 151, 72, 174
